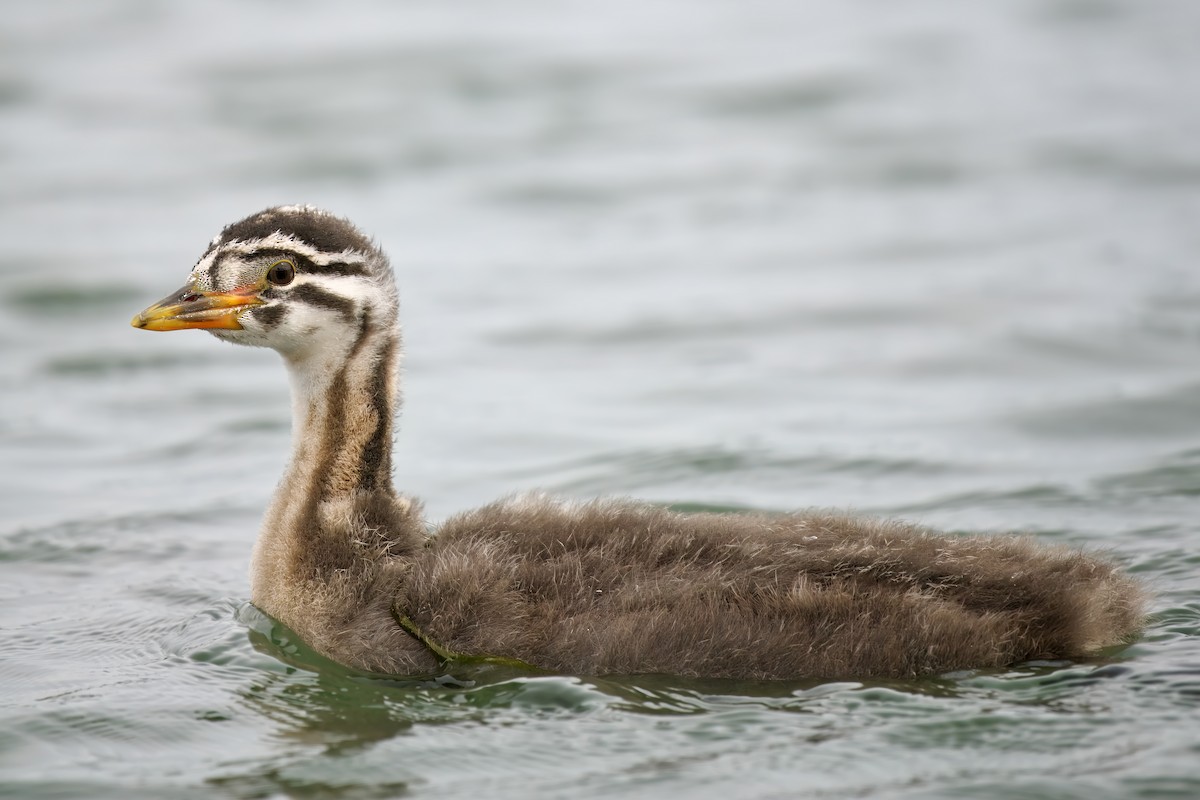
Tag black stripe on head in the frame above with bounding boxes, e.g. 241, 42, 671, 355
306, 261, 370, 278
244, 248, 297, 265
290, 283, 357, 322
239, 248, 370, 278
217, 207, 377, 257
254, 303, 289, 329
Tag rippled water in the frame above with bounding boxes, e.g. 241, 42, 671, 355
2, 1, 1199, 797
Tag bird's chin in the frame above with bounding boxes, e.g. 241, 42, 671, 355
208, 324, 294, 352
208, 328, 260, 347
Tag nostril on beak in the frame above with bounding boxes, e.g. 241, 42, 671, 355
181, 293, 201, 303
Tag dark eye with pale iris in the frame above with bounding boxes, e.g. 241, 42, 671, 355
267, 260, 296, 286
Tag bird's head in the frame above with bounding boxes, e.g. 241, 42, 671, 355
132, 206, 396, 358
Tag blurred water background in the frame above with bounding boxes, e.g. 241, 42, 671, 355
2, 1, 1199, 797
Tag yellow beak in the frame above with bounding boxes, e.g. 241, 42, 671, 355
131, 284, 264, 331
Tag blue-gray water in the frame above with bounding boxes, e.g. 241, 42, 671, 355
2, 1, 1199, 797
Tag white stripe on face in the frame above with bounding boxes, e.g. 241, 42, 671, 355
188, 235, 373, 291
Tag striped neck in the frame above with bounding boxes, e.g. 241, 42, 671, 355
251, 313, 400, 601
282, 314, 398, 501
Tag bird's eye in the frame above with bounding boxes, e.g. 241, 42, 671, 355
266, 260, 296, 286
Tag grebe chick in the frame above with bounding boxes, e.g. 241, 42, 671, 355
131, 206, 1145, 680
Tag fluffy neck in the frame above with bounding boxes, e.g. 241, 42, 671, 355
250, 315, 404, 605
286, 317, 397, 498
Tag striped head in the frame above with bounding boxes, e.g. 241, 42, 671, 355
132, 206, 398, 357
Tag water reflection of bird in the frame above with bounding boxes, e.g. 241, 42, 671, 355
132, 206, 1145, 680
